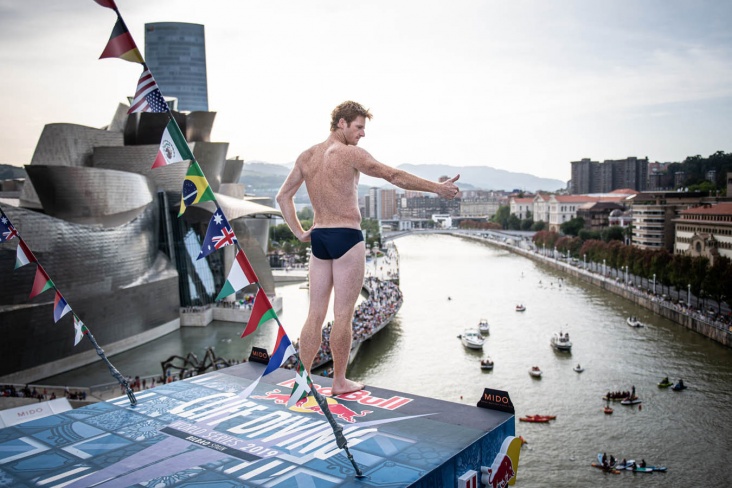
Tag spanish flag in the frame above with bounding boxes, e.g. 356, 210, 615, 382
99, 17, 144, 64
179, 161, 216, 216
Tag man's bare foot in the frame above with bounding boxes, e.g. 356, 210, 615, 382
331, 378, 364, 396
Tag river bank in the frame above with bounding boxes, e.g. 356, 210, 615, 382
455, 231, 732, 348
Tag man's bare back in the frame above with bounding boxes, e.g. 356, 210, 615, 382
277, 101, 459, 396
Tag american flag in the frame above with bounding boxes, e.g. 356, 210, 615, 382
128, 68, 169, 114
0, 210, 18, 242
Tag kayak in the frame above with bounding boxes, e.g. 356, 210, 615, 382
621, 460, 655, 473
658, 380, 673, 388
620, 397, 641, 405
591, 463, 620, 474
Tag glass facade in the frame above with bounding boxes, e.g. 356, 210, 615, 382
145, 23, 209, 112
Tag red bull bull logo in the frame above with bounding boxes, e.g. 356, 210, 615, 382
275, 379, 413, 411
480, 436, 522, 488
252, 389, 373, 423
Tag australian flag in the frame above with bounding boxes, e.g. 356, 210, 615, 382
198, 210, 238, 260
0, 209, 18, 242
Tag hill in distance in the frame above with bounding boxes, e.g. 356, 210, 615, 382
242, 161, 565, 194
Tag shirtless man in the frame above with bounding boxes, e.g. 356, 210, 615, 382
276, 101, 460, 395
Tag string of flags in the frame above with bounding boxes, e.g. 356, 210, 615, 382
0, 0, 315, 411
1, 208, 136, 405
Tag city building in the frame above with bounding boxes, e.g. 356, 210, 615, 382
145, 22, 209, 112
674, 202, 732, 265
628, 191, 711, 251
0, 105, 279, 384
570, 157, 649, 194
458, 190, 504, 219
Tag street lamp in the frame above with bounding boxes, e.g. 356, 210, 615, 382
652, 273, 656, 295
687, 284, 691, 307
554, 246, 557, 259
625, 266, 628, 284
603, 259, 606, 276
583, 254, 586, 270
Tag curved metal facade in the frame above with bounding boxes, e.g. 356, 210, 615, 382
2, 101, 280, 382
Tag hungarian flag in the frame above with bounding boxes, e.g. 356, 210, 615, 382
53, 292, 72, 323
179, 161, 215, 216
198, 210, 238, 260
128, 68, 169, 113
0, 209, 18, 242
241, 287, 276, 338
29, 266, 54, 299
262, 325, 297, 377
216, 248, 258, 301
99, 17, 144, 64
152, 119, 193, 168
287, 361, 313, 407
73, 315, 89, 346
15, 239, 35, 269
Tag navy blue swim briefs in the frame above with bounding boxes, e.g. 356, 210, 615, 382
310, 228, 364, 260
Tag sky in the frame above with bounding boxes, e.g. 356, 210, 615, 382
0, 1, 731, 181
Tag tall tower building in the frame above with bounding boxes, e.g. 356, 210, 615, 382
145, 22, 209, 112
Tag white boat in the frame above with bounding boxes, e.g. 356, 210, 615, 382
573, 364, 584, 373
550, 332, 572, 352
460, 329, 485, 349
529, 366, 543, 377
626, 316, 645, 327
480, 358, 494, 370
620, 396, 642, 405
515, 304, 526, 312
478, 319, 490, 334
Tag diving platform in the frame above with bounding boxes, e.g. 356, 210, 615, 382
0, 361, 516, 487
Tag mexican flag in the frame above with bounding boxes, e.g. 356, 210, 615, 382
216, 248, 258, 301
152, 119, 193, 168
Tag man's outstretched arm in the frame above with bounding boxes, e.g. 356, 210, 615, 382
348, 147, 460, 199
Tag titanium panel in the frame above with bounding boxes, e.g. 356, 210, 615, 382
93, 145, 191, 193
25, 166, 153, 226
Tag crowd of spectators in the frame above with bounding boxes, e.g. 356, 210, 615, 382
287, 274, 404, 370
1, 384, 87, 402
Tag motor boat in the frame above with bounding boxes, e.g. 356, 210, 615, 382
627, 316, 645, 327
550, 332, 572, 352
519, 414, 555, 422
460, 328, 485, 350
529, 366, 542, 378
573, 364, 584, 373
515, 304, 526, 312
672, 379, 687, 391
478, 319, 490, 334
480, 357, 494, 370
620, 396, 642, 405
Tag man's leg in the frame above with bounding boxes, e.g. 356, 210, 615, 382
299, 255, 333, 374
330, 242, 366, 395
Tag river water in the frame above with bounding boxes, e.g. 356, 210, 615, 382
42, 233, 732, 487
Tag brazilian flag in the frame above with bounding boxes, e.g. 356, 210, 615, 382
179, 160, 216, 216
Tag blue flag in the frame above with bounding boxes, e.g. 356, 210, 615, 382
0, 209, 18, 242
198, 210, 238, 260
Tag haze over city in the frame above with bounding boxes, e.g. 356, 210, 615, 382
1, 0, 730, 180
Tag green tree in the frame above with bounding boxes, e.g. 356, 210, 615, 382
560, 217, 585, 236
492, 205, 511, 229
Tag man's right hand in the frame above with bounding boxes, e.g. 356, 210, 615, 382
437, 174, 461, 200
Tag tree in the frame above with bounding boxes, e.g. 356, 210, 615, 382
492, 205, 511, 229
560, 217, 585, 236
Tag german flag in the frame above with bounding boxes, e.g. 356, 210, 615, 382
99, 17, 144, 64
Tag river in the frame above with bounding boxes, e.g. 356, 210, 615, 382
41, 233, 732, 487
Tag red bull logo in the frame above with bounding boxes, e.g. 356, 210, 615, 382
252, 389, 373, 423
275, 379, 413, 411
480, 436, 522, 488
482, 455, 514, 488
